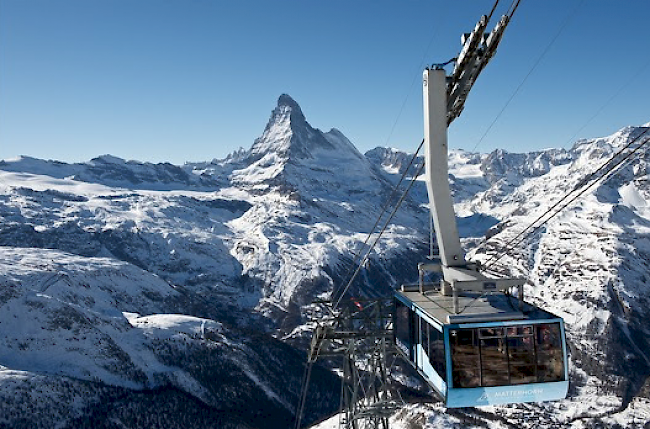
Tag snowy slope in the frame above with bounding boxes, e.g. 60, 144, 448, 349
365, 125, 650, 428
0, 154, 221, 190
220, 95, 430, 323
0, 248, 338, 428
1, 93, 649, 427
0, 95, 429, 428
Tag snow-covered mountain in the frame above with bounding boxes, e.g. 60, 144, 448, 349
469, 126, 650, 427
1, 94, 649, 428
0, 246, 340, 428
0, 94, 429, 428
369, 125, 650, 428
0, 154, 222, 191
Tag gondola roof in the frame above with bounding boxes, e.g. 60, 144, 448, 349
396, 287, 562, 325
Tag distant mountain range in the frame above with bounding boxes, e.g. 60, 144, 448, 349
1, 95, 648, 428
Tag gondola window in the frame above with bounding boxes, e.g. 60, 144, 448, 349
425, 322, 446, 376
394, 300, 413, 359
450, 323, 565, 388
450, 328, 480, 388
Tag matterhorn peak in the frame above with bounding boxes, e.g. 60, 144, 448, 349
266, 94, 309, 129
268, 94, 307, 127
250, 94, 337, 161
277, 93, 302, 111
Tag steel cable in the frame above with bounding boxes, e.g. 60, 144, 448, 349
484, 128, 650, 269
334, 161, 426, 308
562, 57, 650, 148
471, 0, 585, 153
474, 126, 650, 260
487, 0, 502, 22
332, 139, 424, 303
294, 361, 314, 429
506, 0, 523, 18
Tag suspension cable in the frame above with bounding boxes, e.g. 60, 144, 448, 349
483, 127, 650, 269
485, 140, 649, 269
506, 0, 523, 18
294, 361, 314, 429
471, 0, 585, 152
474, 126, 650, 258
487, 0, 501, 21
562, 56, 650, 148
333, 140, 424, 302
484, 132, 650, 269
334, 161, 426, 308
488, 127, 650, 262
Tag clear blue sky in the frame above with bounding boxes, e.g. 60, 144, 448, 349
1, 0, 649, 164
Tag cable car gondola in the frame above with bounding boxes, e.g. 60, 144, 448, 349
394, 285, 568, 407
392, 25, 569, 407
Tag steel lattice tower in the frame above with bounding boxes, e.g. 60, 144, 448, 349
298, 298, 401, 429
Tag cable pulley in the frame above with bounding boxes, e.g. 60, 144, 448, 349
446, 0, 520, 124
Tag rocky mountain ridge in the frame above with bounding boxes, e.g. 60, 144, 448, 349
0, 94, 649, 428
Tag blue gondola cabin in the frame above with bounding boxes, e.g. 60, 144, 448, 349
394, 285, 569, 407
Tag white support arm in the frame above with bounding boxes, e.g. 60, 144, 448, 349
419, 11, 524, 305
423, 68, 466, 268
423, 68, 525, 299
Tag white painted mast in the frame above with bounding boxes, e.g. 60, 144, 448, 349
418, 13, 524, 307
423, 68, 465, 268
